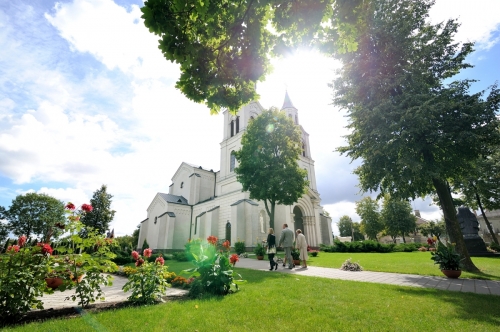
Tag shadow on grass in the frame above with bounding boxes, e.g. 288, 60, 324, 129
396, 287, 500, 326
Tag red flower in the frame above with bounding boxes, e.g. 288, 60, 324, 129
427, 238, 434, 245
143, 248, 153, 258
7, 245, 20, 253
65, 202, 76, 210
18, 235, 27, 247
230, 254, 239, 266
222, 240, 230, 250
155, 256, 165, 266
81, 204, 93, 212
207, 235, 218, 245
135, 258, 144, 267
132, 251, 140, 260
37, 243, 53, 255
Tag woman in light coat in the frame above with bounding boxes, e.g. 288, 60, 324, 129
295, 229, 308, 268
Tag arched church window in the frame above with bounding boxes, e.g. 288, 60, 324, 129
230, 120, 234, 137
194, 217, 199, 235
180, 182, 183, 188
225, 221, 231, 243
304, 168, 308, 181
230, 152, 236, 172
236, 116, 240, 134
154, 216, 158, 224
295, 114, 298, 124
302, 141, 306, 157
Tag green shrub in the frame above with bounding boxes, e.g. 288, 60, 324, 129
173, 251, 189, 261
489, 242, 500, 252
234, 240, 246, 255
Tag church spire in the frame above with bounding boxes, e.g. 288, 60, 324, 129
281, 90, 297, 110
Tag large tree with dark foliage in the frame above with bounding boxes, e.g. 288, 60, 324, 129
140, 0, 363, 114
4, 193, 65, 241
334, 0, 500, 271
234, 108, 308, 229
80, 185, 116, 236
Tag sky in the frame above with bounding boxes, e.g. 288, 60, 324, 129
1, 0, 499, 237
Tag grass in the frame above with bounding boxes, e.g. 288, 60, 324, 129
4, 268, 500, 331
306, 251, 500, 280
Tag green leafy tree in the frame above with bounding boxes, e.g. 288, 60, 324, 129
234, 108, 308, 229
419, 219, 446, 240
80, 185, 116, 236
334, 0, 500, 271
140, 0, 371, 114
380, 194, 417, 243
452, 150, 500, 245
351, 222, 364, 241
0, 206, 8, 243
4, 193, 65, 241
142, 238, 150, 250
355, 197, 382, 241
338, 215, 353, 237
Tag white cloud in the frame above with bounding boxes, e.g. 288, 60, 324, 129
45, 0, 178, 79
430, 0, 500, 49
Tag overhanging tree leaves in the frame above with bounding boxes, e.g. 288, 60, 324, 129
380, 194, 416, 243
141, 0, 343, 114
4, 193, 65, 241
419, 219, 446, 240
80, 185, 116, 237
334, 0, 500, 271
234, 108, 308, 229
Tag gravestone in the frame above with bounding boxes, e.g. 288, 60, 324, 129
456, 207, 488, 254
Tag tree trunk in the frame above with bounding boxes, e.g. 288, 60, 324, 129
264, 200, 275, 230
473, 186, 499, 245
432, 178, 479, 272
402, 234, 406, 243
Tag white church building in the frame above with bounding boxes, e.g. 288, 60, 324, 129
137, 93, 333, 251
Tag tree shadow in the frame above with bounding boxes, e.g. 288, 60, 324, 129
396, 287, 500, 326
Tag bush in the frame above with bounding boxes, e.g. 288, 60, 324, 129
173, 251, 189, 261
234, 240, 246, 255
340, 258, 363, 271
489, 242, 500, 252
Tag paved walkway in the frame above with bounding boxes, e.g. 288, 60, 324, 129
236, 258, 500, 296
38, 258, 500, 311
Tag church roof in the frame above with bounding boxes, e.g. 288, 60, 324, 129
281, 90, 297, 110
158, 193, 188, 205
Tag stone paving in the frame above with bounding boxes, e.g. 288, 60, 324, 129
235, 258, 500, 296
38, 257, 500, 311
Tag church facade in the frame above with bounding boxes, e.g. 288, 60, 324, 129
137, 93, 333, 250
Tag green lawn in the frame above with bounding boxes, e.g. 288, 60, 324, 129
306, 251, 500, 280
5, 268, 499, 332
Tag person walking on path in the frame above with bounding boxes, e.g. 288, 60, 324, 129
266, 228, 278, 271
295, 229, 308, 268
279, 223, 295, 269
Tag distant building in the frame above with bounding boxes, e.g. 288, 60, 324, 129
476, 210, 500, 244
137, 93, 333, 250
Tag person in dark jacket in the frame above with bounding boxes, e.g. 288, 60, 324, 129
266, 228, 278, 271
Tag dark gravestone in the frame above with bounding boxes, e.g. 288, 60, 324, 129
457, 207, 488, 254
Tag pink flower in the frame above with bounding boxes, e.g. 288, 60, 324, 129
18, 235, 27, 247
65, 202, 76, 210
207, 235, 218, 245
131, 251, 140, 260
135, 258, 144, 267
143, 248, 153, 258
7, 245, 20, 253
81, 204, 93, 212
37, 243, 53, 255
230, 253, 239, 266
155, 256, 165, 265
